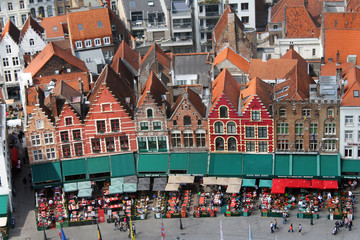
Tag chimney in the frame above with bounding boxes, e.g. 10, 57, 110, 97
336, 68, 342, 84
320, 57, 325, 65
336, 50, 340, 65
289, 44, 294, 50
78, 78, 83, 94
88, 2, 92, 10
50, 92, 58, 117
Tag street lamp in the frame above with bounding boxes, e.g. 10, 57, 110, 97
179, 214, 183, 230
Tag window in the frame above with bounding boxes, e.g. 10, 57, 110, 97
277, 139, 289, 150
91, 138, 101, 152
310, 139, 317, 151
60, 131, 69, 142
33, 150, 43, 161
74, 143, 83, 156
147, 137, 157, 150
62, 145, 71, 158
30, 0, 34, 3
111, 1, 117, 11
101, 103, 111, 112
72, 130, 81, 140
183, 130, 193, 147
196, 130, 206, 147
4, 71, 11, 82
345, 147, 353, 157
140, 122, 149, 130
65, 117, 72, 125
21, 14, 27, 25
241, 16, 249, 24
354, 90, 359, 98
241, 3, 249, 10
78, 24, 83, 30
46, 148, 56, 160
31, 8, 36, 18
327, 109, 334, 118
147, 109, 153, 118
258, 127, 267, 138
325, 123, 336, 135
30, 39, 35, 46
182, 116, 191, 126
36, 120, 43, 129
324, 140, 336, 151
228, 137, 237, 151
8, 3, 13, 11
39, 7, 45, 17
173, 120, 177, 126
171, 131, 181, 147
120, 136, 129, 150
97, 21, 103, 28
215, 138, 224, 151
198, 120, 202, 125
153, 121, 161, 130
252, 111, 260, 121
14, 70, 19, 81
345, 130, 353, 141
20, 1, 25, 9
58, 6, 63, 15
12, 57, 19, 66
43, 133, 53, 145
214, 122, 224, 133
259, 142, 268, 152
295, 123, 303, 135
295, 139, 303, 150
246, 142, 255, 152
85, 39, 92, 48
312, 49, 316, 56
219, 106, 228, 118
75, 41, 83, 49
106, 137, 115, 152
345, 116, 354, 126
2, 58, 9, 67
6, 45, 11, 54
138, 137, 147, 151
53, 26, 58, 31
158, 136, 167, 150
310, 123, 318, 134
97, 120, 106, 133
279, 108, 286, 117
31, 135, 41, 146
103, 37, 111, 45
94, 38, 101, 46
302, 108, 311, 117
111, 119, 120, 132
227, 122, 236, 134
245, 126, 254, 138
47, 5, 53, 17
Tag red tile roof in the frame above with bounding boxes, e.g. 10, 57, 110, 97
40, 15, 68, 39
171, 87, 206, 118
111, 41, 139, 73
347, 0, 360, 12
211, 68, 241, 111
320, 62, 354, 76
138, 71, 168, 108
341, 66, 360, 106
240, 77, 273, 112
214, 47, 250, 73
24, 42, 88, 77
285, 6, 320, 38
140, 43, 171, 70
323, 12, 360, 29
21, 16, 44, 41
213, 6, 244, 43
281, 47, 308, 71
249, 59, 298, 80
1, 20, 20, 44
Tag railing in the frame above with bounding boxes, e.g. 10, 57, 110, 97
205, 11, 220, 16
173, 24, 192, 29
172, 11, 191, 17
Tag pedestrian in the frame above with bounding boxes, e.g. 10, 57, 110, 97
274, 219, 278, 230
22, 177, 27, 185
288, 222, 294, 232
270, 221, 274, 233
283, 212, 287, 224
298, 223, 302, 236
345, 216, 349, 228
114, 220, 118, 230
349, 220, 353, 231
132, 224, 136, 236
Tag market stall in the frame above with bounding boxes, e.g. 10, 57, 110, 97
153, 191, 166, 219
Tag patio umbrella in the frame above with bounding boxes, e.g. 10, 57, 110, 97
78, 188, 93, 198
228, 178, 242, 185
203, 177, 218, 185
165, 183, 180, 192
138, 178, 150, 184
109, 184, 123, 194
226, 185, 241, 193
216, 177, 230, 185
123, 183, 137, 192
137, 183, 150, 191
63, 182, 78, 192
124, 175, 138, 183
152, 184, 166, 191
77, 181, 91, 190
154, 177, 167, 185
111, 177, 124, 185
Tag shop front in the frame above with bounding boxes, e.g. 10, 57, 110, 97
31, 162, 62, 189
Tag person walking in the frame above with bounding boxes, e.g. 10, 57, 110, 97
349, 220, 353, 231
274, 219, 278, 230
114, 220, 118, 230
270, 221, 274, 233
298, 224, 302, 236
288, 222, 294, 232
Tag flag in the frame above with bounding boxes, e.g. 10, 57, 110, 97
312, 133, 315, 142
97, 223, 102, 240
249, 225, 253, 240
161, 220, 165, 240
129, 216, 135, 240
220, 220, 223, 240
60, 226, 67, 240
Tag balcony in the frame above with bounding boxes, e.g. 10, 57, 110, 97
161, 37, 193, 47
198, 0, 220, 4
172, 11, 191, 19
131, 20, 145, 29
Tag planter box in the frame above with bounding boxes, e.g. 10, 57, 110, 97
327, 214, 342, 220
298, 213, 320, 219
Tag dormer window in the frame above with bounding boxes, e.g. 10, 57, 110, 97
53, 26, 58, 31
147, 109, 153, 118
65, 117, 72, 125
219, 106, 228, 118
94, 38, 101, 46
29, 39, 35, 46
75, 41, 83, 49
85, 39, 92, 48
36, 120, 43, 129
97, 21, 103, 28
354, 90, 359, 98
103, 37, 111, 45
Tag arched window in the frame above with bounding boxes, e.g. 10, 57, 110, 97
214, 122, 223, 133
146, 109, 153, 118
47, 5, 53, 17
215, 138, 224, 151
227, 122, 236, 134
228, 137, 236, 151
30, 8, 36, 18
29, 38, 34, 46
184, 115, 191, 126
219, 106, 228, 118
38, 7, 45, 18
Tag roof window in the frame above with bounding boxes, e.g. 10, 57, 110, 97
97, 21, 103, 28
78, 24, 83, 30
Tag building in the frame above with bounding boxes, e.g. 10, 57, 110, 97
28, 0, 55, 19
228, 0, 266, 30
0, 0, 29, 30
20, 16, 47, 59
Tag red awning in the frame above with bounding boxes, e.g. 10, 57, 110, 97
311, 179, 324, 189
285, 179, 311, 188
271, 185, 285, 194
272, 179, 285, 187
323, 180, 338, 189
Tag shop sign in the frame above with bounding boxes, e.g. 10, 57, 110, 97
244, 174, 270, 177
347, 143, 360, 146
343, 176, 360, 179
277, 175, 313, 179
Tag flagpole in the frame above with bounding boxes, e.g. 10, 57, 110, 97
129, 215, 136, 240
220, 220, 223, 240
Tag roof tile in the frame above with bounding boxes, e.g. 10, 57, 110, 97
138, 71, 168, 108
285, 6, 320, 38
214, 47, 250, 73
111, 41, 139, 73
1, 20, 20, 44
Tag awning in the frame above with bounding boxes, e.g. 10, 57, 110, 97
292, 155, 317, 176
123, 183, 137, 192
109, 185, 123, 194
0, 195, 8, 217
272, 179, 286, 187
154, 177, 167, 185
209, 153, 242, 176
285, 179, 311, 188
271, 185, 285, 194
62, 158, 87, 177
274, 155, 290, 176
216, 177, 230, 185
137, 183, 150, 191
165, 183, 180, 192
323, 180, 338, 189
110, 154, 136, 177
31, 162, 62, 184
311, 179, 324, 189
242, 179, 256, 187
124, 175, 138, 183
152, 184, 166, 191
228, 178, 242, 185
0, 217, 7, 227
138, 178, 150, 184
259, 179, 272, 188
78, 188, 93, 198
342, 159, 360, 173
226, 185, 241, 193
243, 154, 272, 176
169, 153, 188, 170
168, 176, 194, 184
320, 155, 340, 176
138, 154, 169, 173
63, 182, 78, 192
188, 152, 208, 175
111, 177, 124, 185
87, 156, 110, 174
77, 181, 91, 190
203, 177, 218, 185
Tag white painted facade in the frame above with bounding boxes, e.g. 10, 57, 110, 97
273, 37, 322, 60
19, 25, 47, 55
340, 107, 360, 159
0, 0, 30, 29
28, 0, 55, 19
228, 0, 256, 29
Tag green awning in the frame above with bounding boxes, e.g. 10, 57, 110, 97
209, 153, 242, 177
62, 158, 87, 176
138, 154, 169, 173
31, 162, 61, 184
77, 181, 91, 189
170, 153, 188, 170
78, 188, 93, 198
320, 155, 340, 176
109, 185, 123, 194
188, 153, 208, 175
123, 183, 137, 192
274, 155, 290, 176
342, 159, 360, 173
110, 154, 136, 177
87, 156, 110, 174
293, 155, 317, 176
0, 195, 8, 217
63, 182, 78, 192
111, 177, 124, 185
242, 179, 256, 187
259, 179, 272, 188
243, 154, 272, 176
